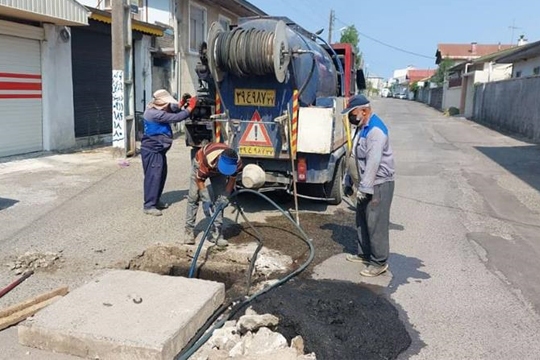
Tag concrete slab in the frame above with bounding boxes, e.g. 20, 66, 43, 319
17, 270, 225, 360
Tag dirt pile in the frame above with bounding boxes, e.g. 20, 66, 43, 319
6, 251, 64, 274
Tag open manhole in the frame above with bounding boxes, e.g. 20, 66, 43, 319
125, 211, 413, 359
125, 223, 297, 299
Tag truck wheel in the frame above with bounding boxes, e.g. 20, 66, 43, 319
325, 157, 344, 205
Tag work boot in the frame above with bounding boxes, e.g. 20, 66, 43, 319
360, 263, 389, 277
143, 207, 162, 216
156, 201, 170, 210
184, 228, 196, 245
345, 254, 370, 265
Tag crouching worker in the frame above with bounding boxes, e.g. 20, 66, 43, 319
142, 89, 197, 216
184, 143, 242, 247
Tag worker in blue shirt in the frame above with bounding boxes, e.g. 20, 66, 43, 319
342, 94, 395, 277
141, 89, 197, 216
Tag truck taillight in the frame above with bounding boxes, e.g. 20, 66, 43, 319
297, 157, 307, 182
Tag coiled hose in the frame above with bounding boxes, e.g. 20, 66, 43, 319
215, 27, 277, 77
177, 189, 315, 360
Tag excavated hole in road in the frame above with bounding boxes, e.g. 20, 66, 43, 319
126, 210, 412, 359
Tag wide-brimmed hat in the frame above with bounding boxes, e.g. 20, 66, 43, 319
341, 94, 371, 114
149, 89, 177, 110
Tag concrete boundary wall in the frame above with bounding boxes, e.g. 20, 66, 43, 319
473, 76, 540, 142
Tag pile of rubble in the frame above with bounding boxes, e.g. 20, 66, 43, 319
192, 307, 316, 360
6, 251, 63, 274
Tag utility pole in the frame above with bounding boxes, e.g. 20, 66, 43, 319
112, 0, 135, 157
328, 9, 335, 44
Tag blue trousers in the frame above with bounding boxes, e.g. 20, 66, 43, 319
141, 135, 171, 209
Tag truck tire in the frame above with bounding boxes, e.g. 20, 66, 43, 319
325, 157, 344, 205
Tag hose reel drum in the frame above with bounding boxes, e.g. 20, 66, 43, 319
207, 20, 290, 83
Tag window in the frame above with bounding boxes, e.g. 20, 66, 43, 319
533, 67, 540, 76
515, 70, 522, 78
219, 15, 231, 31
189, 3, 207, 53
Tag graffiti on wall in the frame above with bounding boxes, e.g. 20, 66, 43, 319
112, 70, 125, 147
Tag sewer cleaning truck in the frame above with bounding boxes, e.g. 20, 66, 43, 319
201, 16, 365, 205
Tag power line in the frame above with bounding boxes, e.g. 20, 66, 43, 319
335, 17, 434, 60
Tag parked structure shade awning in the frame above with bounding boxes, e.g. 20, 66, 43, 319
87, 7, 165, 36
0, 0, 89, 26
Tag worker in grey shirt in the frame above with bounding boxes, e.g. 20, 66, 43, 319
342, 94, 395, 277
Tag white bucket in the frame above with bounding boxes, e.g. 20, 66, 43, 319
242, 164, 266, 189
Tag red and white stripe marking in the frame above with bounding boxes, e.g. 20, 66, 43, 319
0, 72, 42, 99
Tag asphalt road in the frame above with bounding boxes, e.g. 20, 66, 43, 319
1, 98, 540, 359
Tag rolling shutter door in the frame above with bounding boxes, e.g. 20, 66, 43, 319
71, 26, 112, 138
0, 34, 42, 157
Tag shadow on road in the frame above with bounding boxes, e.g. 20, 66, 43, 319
475, 145, 540, 192
161, 190, 189, 205
0, 198, 19, 211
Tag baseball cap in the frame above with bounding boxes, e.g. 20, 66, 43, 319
341, 94, 370, 114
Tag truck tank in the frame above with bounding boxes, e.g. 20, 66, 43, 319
208, 17, 338, 106
207, 17, 341, 163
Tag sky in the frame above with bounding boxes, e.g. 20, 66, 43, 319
248, 0, 540, 79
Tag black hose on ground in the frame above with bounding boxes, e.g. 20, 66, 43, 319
177, 189, 315, 360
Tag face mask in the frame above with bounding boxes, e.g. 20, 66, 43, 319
348, 112, 360, 125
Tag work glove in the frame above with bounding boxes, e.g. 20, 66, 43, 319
357, 191, 368, 202
179, 93, 192, 108
215, 195, 230, 209
202, 201, 214, 218
187, 96, 198, 112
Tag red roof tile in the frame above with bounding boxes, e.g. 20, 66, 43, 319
407, 69, 436, 82
437, 43, 515, 59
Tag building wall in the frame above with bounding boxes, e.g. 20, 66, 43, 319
473, 76, 540, 142
488, 63, 512, 81
442, 83, 461, 110
41, 24, 76, 150
512, 57, 540, 78
177, 0, 240, 97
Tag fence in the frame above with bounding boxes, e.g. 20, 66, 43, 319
428, 87, 443, 110
473, 76, 540, 142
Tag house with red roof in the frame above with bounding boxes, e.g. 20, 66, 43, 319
434, 42, 516, 113
436, 43, 514, 64
407, 69, 436, 84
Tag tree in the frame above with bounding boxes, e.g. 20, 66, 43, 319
431, 58, 454, 86
339, 25, 362, 68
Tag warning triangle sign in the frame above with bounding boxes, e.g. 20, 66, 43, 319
239, 110, 273, 146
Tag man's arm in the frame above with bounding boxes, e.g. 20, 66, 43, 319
358, 129, 385, 195
155, 109, 191, 124
225, 176, 236, 195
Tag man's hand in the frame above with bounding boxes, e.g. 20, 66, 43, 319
187, 96, 198, 113
202, 201, 214, 218
357, 191, 368, 201
179, 93, 191, 108
215, 195, 229, 209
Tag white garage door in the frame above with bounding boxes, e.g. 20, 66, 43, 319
0, 34, 43, 158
